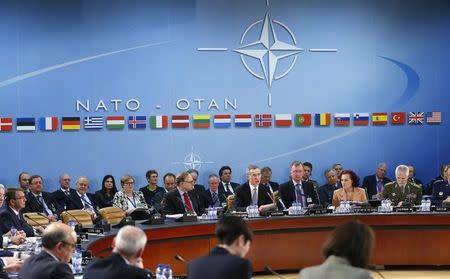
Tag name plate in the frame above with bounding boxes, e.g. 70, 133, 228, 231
143, 214, 165, 225
353, 207, 378, 213
82, 257, 93, 266
395, 207, 415, 212
268, 211, 286, 217
84, 228, 104, 234
307, 208, 331, 215
434, 206, 450, 212
225, 212, 248, 218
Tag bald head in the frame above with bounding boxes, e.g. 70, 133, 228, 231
113, 225, 147, 258
41, 222, 77, 263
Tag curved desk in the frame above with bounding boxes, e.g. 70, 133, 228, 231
87, 213, 450, 275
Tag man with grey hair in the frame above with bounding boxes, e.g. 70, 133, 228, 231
362, 162, 392, 200
382, 164, 422, 206
199, 174, 227, 208
234, 165, 276, 213
319, 169, 341, 207
83, 225, 151, 279
51, 173, 77, 209
18, 222, 77, 279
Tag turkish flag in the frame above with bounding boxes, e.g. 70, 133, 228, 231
391, 112, 406, 125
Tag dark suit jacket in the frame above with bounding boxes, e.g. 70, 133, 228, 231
362, 175, 391, 199
152, 190, 167, 213
18, 250, 73, 279
219, 181, 240, 197
188, 246, 252, 279
199, 189, 227, 210
278, 180, 319, 208
431, 180, 450, 206
66, 192, 98, 211
23, 191, 62, 216
319, 183, 341, 207
0, 207, 34, 237
234, 182, 273, 210
161, 188, 202, 215
262, 181, 280, 193
51, 188, 77, 210
138, 185, 165, 207
95, 190, 116, 209
84, 252, 150, 279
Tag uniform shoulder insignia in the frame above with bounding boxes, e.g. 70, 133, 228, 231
384, 181, 395, 187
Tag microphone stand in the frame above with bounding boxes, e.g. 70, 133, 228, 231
265, 266, 286, 279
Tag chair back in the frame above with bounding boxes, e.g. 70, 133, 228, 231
60, 210, 93, 226
226, 194, 235, 209
98, 207, 126, 225
22, 212, 50, 227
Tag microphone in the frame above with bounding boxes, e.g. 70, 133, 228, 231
36, 212, 51, 221
265, 266, 286, 279
64, 210, 84, 230
314, 188, 322, 207
174, 254, 188, 263
24, 214, 45, 227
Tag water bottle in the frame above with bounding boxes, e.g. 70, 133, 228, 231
10, 226, 17, 237
71, 248, 83, 274
163, 264, 173, 279
68, 219, 76, 231
425, 199, 431, 211
339, 201, 344, 213
155, 264, 164, 279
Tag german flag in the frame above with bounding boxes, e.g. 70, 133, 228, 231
62, 117, 80, 130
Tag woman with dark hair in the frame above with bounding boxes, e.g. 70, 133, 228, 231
332, 170, 368, 207
300, 220, 374, 279
95, 175, 118, 208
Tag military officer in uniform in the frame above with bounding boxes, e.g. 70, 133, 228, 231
382, 165, 422, 206
431, 164, 450, 206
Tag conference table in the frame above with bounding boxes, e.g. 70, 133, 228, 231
86, 212, 450, 275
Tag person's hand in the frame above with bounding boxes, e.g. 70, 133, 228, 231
35, 226, 45, 234
3, 257, 22, 273
126, 208, 135, 215
10, 233, 26, 245
444, 197, 450, 203
49, 214, 58, 222
397, 201, 403, 207
258, 203, 276, 213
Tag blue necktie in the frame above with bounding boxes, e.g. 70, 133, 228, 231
295, 184, 304, 206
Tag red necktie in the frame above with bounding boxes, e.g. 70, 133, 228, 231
183, 192, 194, 213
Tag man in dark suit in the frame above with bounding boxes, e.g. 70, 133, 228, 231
23, 175, 61, 221
161, 172, 202, 215
51, 173, 77, 210
319, 169, 341, 207
187, 169, 207, 208
260, 167, 279, 194
188, 215, 253, 279
0, 188, 37, 237
234, 165, 276, 213
84, 225, 151, 279
218, 166, 240, 198
66, 176, 98, 222
279, 161, 319, 209
200, 174, 227, 209
153, 173, 176, 213
362, 163, 391, 200
18, 222, 77, 279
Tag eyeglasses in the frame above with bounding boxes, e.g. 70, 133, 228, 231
184, 180, 194, 184
123, 181, 134, 186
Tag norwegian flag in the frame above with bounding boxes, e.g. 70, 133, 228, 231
254, 114, 272, 127
408, 112, 424, 125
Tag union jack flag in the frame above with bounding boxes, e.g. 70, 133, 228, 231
408, 112, 424, 125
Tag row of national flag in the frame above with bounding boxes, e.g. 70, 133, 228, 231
0, 112, 442, 132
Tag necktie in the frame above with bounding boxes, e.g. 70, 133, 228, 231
226, 183, 233, 195
64, 190, 70, 196
81, 195, 93, 209
38, 195, 52, 215
377, 180, 383, 193
212, 192, 219, 207
251, 187, 258, 205
295, 184, 304, 206
183, 192, 194, 213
